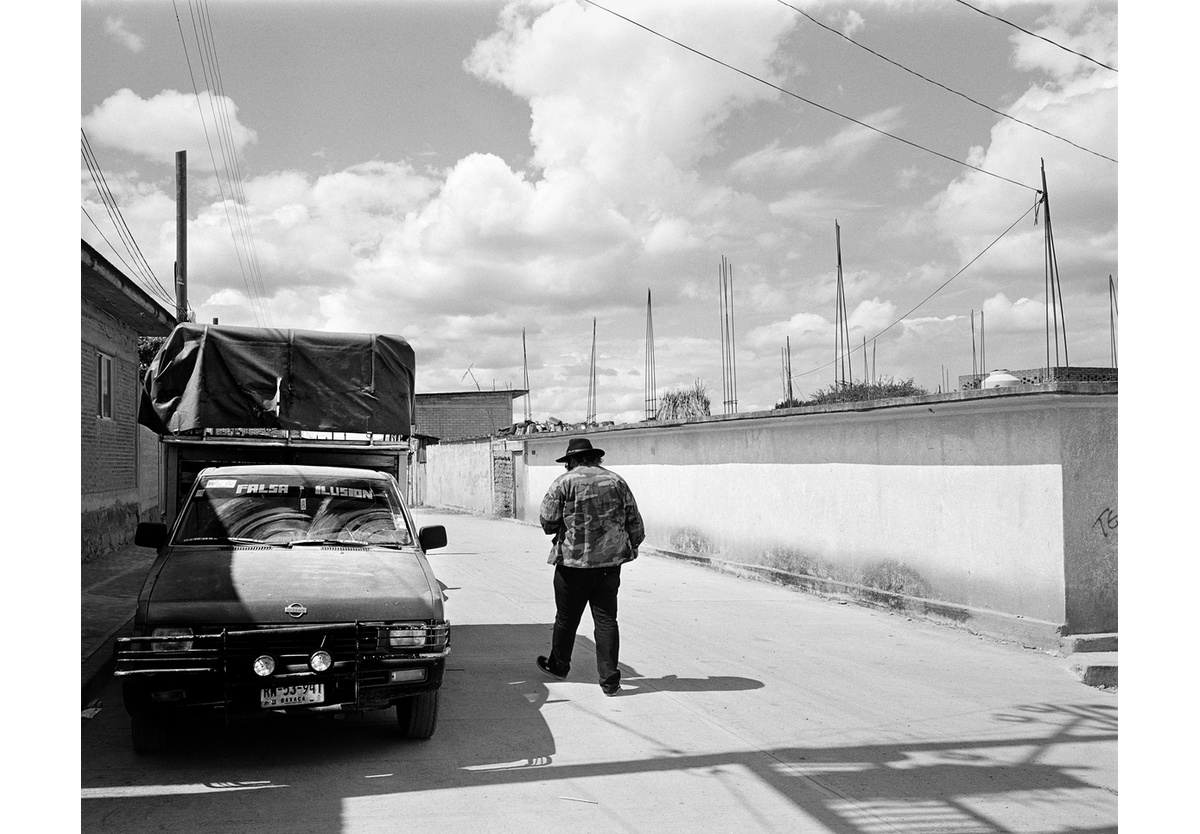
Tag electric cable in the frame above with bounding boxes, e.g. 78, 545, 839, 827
952, 0, 1116, 72
81, 206, 176, 309
173, 0, 268, 326
81, 130, 175, 305
194, 0, 272, 316
581, 0, 1040, 194
774, 0, 1115, 164
790, 197, 1041, 381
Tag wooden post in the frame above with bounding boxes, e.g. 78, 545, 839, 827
175, 150, 187, 322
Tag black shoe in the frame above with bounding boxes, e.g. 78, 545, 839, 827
537, 656, 567, 680
601, 683, 621, 696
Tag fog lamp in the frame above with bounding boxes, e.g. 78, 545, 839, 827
252, 655, 277, 677
309, 650, 333, 672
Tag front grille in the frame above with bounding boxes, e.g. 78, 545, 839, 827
115, 620, 449, 680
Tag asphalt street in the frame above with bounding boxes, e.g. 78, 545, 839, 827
81, 510, 1117, 833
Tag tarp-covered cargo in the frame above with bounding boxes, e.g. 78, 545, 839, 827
139, 323, 415, 435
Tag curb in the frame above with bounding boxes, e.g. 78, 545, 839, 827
81, 616, 134, 709
641, 545, 1068, 653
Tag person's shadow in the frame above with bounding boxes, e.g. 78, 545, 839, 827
607, 662, 764, 696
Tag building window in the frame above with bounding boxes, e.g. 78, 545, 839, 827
97, 352, 113, 419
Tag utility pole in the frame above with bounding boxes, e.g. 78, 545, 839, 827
175, 150, 188, 323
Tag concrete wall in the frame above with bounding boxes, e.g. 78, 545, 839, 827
513, 385, 1116, 640
425, 441, 494, 514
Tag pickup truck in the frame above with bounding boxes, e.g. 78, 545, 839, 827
116, 324, 450, 753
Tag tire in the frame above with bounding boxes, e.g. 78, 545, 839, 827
396, 690, 439, 739
131, 716, 169, 754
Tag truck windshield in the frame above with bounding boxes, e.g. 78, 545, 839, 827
173, 474, 413, 547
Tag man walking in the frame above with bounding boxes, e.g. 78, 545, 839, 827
537, 437, 645, 696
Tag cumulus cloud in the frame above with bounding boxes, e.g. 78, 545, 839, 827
466, 0, 795, 223
104, 16, 144, 53
980, 292, 1046, 333
842, 10, 865, 37
730, 107, 902, 182
848, 297, 898, 333
82, 88, 257, 163
80, 0, 1116, 421
929, 5, 1117, 271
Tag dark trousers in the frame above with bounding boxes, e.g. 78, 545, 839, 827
549, 564, 622, 687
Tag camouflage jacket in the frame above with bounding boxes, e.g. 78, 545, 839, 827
539, 464, 645, 568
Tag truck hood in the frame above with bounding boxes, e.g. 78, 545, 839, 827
144, 546, 443, 626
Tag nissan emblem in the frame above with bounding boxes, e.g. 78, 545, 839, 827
284, 603, 308, 619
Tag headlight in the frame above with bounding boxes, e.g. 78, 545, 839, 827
309, 650, 332, 672
253, 655, 277, 677
151, 627, 193, 651
384, 626, 428, 649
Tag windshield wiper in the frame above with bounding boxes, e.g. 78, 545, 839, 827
176, 536, 265, 546
286, 538, 370, 548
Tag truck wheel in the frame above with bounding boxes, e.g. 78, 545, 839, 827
396, 690, 439, 739
131, 716, 169, 754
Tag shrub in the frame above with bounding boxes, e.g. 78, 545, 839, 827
657, 379, 711, 421
669, 528, 716, 556
801, 376, 928, 406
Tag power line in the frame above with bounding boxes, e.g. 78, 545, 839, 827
774, 0, 1116, 164
185, 0, 268, 325
81, 206, 175, 309
952, 0, 1117, 72
792, 197, 1041, 381
172, 0, 270, 326
81, 130, 175, 307
581, 0, 1040, 194
195, 0, 271, 314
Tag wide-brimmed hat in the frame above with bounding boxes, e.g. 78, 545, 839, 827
556, 437, 604, 463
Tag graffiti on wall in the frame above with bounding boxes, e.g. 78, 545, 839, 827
1092, 508, 1117, 538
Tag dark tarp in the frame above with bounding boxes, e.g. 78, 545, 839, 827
138, 323, 415, 436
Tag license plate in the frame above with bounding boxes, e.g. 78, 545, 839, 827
261, 684, 324, 708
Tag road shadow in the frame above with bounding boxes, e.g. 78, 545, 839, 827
613, 668, 764, 696
83, 622, 1117, 834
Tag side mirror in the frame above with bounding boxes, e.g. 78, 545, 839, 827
417, 525, 447, 552
135, 521, 168, 549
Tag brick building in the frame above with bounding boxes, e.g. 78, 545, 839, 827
413, 390, 527, 442
81, 241, 176, 560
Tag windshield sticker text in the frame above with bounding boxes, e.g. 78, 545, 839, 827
235, 483, 291, 494
314, 485, 374, 499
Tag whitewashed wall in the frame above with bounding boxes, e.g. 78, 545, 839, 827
425, 441, 494, 515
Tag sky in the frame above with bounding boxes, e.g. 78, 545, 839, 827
79, 0, 1120, 426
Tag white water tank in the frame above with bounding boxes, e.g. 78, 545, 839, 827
982, 369, 1021, 389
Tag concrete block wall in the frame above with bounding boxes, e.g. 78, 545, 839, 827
512, 385, 1116, 642
960, 366, 1118, 390
492, 446, 514, 518
414, 392, 518, 442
